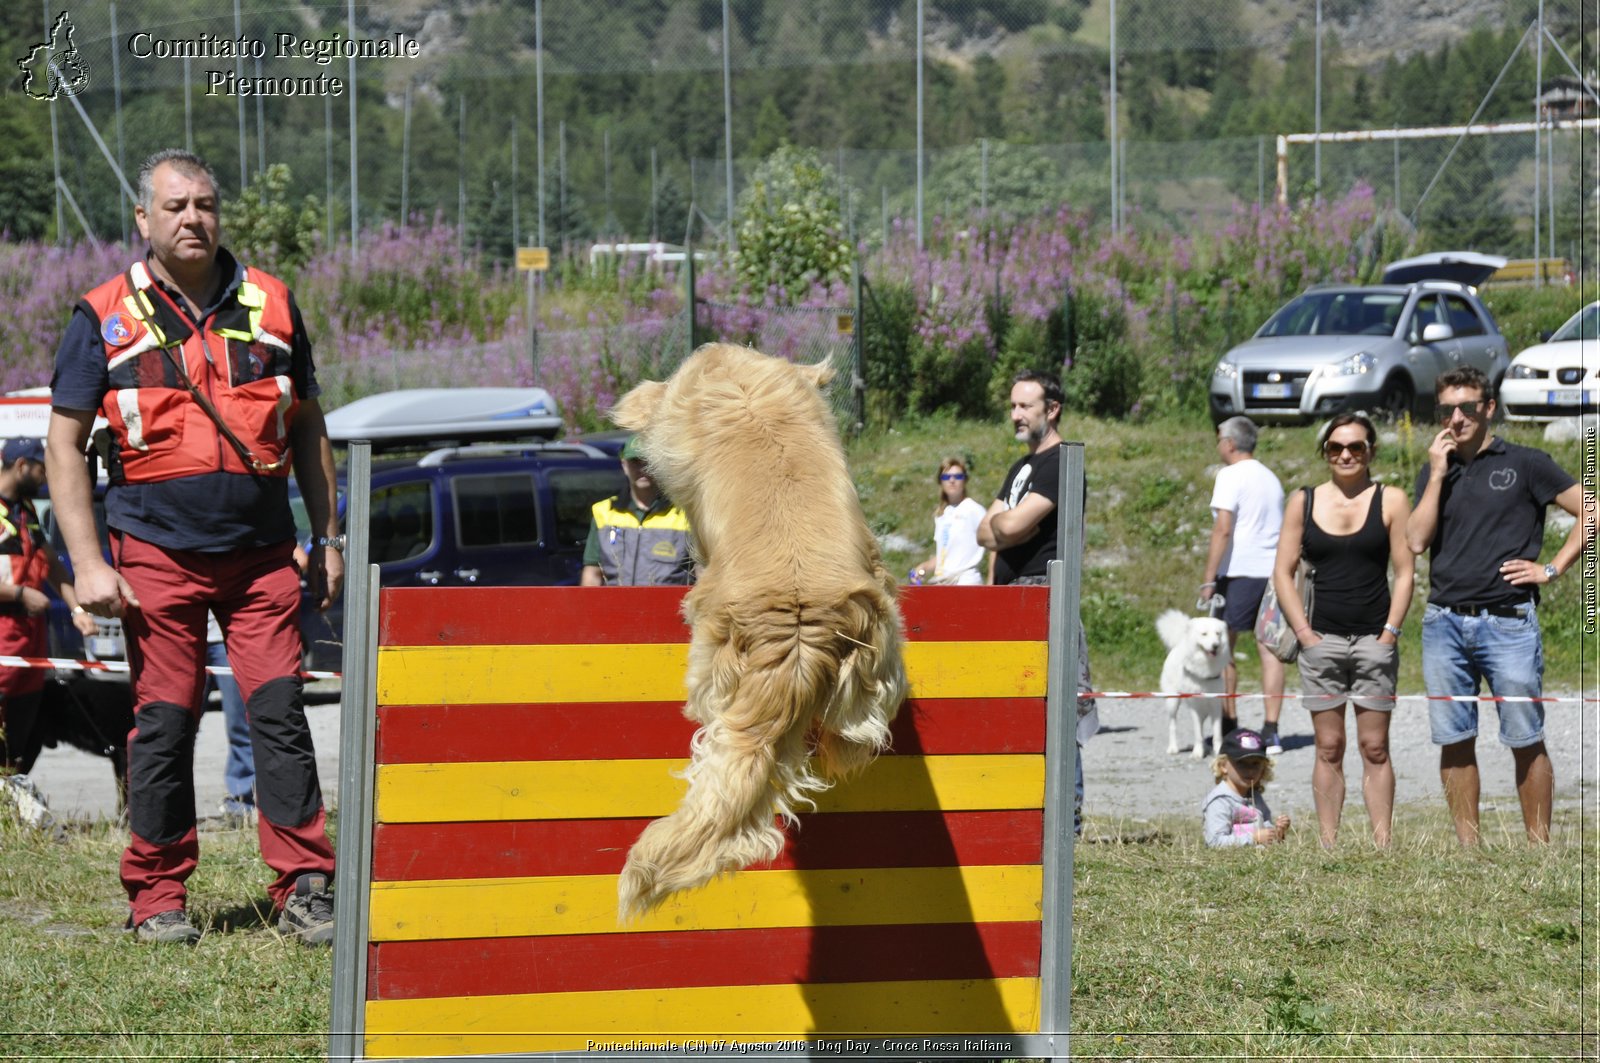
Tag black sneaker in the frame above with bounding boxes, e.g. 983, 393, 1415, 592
133, 908, 201, 946
1263, 726, 1283, 755
278, 873, 334, 946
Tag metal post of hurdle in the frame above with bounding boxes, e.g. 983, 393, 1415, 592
1041, 440, 1086, 1057
331, 442, 376, 1063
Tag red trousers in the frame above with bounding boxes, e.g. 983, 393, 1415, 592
114, 533, 334, 924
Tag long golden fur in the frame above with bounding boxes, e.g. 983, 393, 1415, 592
609, 343, 908, 919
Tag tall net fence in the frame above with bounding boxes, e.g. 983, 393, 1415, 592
21, 0, 1591, 255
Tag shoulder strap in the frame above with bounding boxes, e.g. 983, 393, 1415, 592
1300, 485, 1314, 561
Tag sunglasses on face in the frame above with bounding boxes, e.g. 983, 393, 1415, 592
939, 472, 967, 482
1323, 439, 1371, 459
1437, 400, 1483, 422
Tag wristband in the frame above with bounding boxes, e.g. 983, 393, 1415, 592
1383, 623, 1402, 638
72, 605, 87, 616
1293, 625, 1312, 636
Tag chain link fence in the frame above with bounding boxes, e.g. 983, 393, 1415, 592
23, 1, 1590, 255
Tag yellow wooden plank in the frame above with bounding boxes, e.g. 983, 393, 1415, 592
364, 976, 1042, 1057
376, 640, 1046, 705
376, 753, 1043, 823
368, 864, 1043, 941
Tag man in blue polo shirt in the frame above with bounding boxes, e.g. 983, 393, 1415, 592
1408, 366, 1592, 846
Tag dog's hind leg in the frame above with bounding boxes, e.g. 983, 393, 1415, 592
816, 589, 906, 780
1189, 705, 1206, 758
1165, 699, 1182, 755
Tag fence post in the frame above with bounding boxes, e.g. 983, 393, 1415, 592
852, 256, 865, 432
685, 247, 698, 358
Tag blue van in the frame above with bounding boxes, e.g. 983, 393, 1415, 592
294, 442, 627, 672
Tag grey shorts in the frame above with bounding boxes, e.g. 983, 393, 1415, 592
1298, 632, 1398, 713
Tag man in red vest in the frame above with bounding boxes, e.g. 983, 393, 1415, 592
0, 437, 98, 774
45, 149, 342, 947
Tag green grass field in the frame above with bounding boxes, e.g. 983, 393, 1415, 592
0, 410, 1591, 1059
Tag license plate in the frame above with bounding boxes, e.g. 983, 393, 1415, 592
1547, 389, 1591, 406
1251, 383, 1292, 399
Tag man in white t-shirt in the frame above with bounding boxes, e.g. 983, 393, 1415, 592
1200, 416, 1286, 753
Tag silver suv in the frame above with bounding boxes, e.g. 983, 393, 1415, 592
1209, 257, 1510, 425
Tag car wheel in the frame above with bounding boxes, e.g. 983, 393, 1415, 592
1376, 376, 1414, 423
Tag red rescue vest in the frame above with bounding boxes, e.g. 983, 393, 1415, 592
80, 260, 301, 483
0, 494, 50, 696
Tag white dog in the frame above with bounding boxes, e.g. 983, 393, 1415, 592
1156, 610, 1230, 759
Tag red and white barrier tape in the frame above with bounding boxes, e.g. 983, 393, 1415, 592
0, 655, 340, 681
1085, 690, 1597, 704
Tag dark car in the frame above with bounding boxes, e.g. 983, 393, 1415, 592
291, 440, 627, 672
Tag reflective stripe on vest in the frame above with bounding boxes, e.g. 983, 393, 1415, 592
81, 261, 301, 482
591, 497, 693, 586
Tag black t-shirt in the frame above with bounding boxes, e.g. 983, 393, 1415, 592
1413, 437, 1576, 608
993, 445, 1061, 585
49, 249, 318, 553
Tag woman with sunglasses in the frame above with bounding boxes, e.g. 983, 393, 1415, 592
912, 458, 987, 585
1272, 413, 1414, 848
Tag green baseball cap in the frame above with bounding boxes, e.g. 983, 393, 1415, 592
621, 435, 644, 460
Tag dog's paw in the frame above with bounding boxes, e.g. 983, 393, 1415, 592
1190, 746, 1205, 759
1165, 743, 1181, 755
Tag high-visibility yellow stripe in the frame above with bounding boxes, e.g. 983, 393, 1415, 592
369, 864, 1042, 941
376, 753, 1043, 823
363, 976, 1042, 1057
376, 640, 1045, 705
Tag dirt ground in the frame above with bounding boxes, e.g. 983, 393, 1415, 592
1083, 688, 1595, 837
23, 680, 1595, 838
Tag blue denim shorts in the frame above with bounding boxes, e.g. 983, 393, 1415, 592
1422, 602, 1545, 748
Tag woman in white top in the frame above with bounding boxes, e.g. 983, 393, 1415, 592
913, 457, 987, 586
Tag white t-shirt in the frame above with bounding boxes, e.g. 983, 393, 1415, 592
933, 497, 987, 585
1209, 457, 1284, 579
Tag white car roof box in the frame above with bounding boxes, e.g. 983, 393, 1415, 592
324, 387, 564, 448
1381, 251, 1507, 287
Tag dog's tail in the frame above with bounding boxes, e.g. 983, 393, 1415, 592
618, 594, 903, 920
1155, 608, 1190, 651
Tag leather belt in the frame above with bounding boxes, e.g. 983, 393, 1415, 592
1442, 603, 1527, 618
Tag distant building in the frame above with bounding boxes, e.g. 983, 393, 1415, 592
1537, 76, 1597, 120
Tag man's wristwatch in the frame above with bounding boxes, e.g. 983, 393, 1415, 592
316, 534, 347, 552
1544, 562, 1559, 582
1383, 623, 1402, 638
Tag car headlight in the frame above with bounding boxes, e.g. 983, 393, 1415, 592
1212, 360, 1238, 381
1508, 364, 1547, 380
1330, 352, 1376, 377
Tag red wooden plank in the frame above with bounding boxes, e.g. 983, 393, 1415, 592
378, 586, 1049, 647
375, 698, 1045, 764
371, 810, 1043, 881
367, 921, 1042, 1000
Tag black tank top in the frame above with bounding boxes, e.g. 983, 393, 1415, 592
1303, 484, 1390, 637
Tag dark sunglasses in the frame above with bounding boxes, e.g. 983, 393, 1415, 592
939, 472, 967, 481
1437, 400, 1483, 422
1323, 439, 1371, 459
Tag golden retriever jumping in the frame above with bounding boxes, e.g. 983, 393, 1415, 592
609, 343, 908, 919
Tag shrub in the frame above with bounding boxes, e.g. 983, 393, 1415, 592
222, 164, 324, 275
1063, 288, 1142, 418
732, 146, 853, 302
